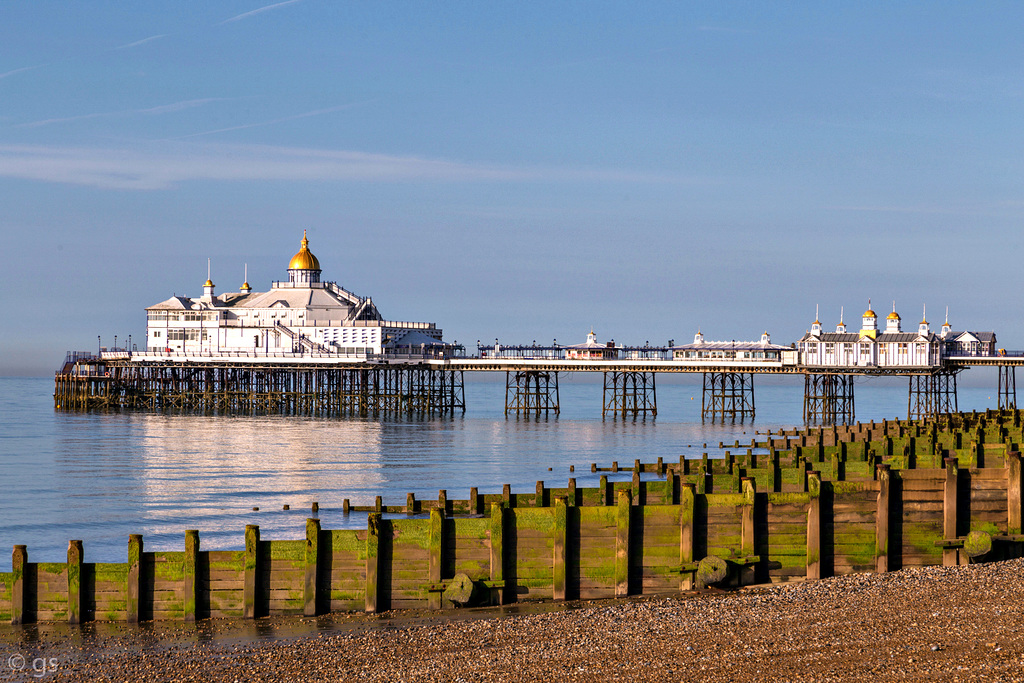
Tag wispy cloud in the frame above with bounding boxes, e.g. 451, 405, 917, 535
115, 34, 168, 50
220, 0, 303, 24
826, 204, 973, 216
17, 98, 230, 128
172, 102, 374, 139
0, 64, 46, 80
696, 25, 755, 34
0, 142, 694, 191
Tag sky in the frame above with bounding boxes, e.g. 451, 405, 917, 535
2, 2, 1024, 376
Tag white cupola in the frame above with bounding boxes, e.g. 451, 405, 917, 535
836, 306, 847, 333
885, 302, 901, 333
810, 305, 822, 337
861, 299, 878, 337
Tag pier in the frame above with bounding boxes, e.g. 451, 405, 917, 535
53, 235, 1017, 423
55, 349, 1020, 423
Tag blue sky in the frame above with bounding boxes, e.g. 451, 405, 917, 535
2, 2, 1023, 375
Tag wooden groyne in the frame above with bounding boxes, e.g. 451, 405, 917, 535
3, 409, 1023, 624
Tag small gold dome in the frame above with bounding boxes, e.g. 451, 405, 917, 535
887, 311, 901, 320
241, 281, 251, 291
288, 230, 321, 271
204, 279, 214, 287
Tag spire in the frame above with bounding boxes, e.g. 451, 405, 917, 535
241, 263, 251, 292
836, 306, 847, 333
202, 258, 215, 298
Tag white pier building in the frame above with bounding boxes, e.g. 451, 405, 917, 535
797, 304, 996, 369
670, 330, 794, 363
144, 232, 444, 357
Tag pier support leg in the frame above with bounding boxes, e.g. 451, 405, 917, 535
505, 371, 559, 415
602, 371, 657, 418
999, 365, 1016, 410
803, 374, 855, 425
701, 372, 755, 422
908, 370, 959, 420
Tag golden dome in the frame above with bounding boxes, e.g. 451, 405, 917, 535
204, 279, 214, 287
887, 311, 900, 320
288, 230, 321, 271
863, 309, 876, 318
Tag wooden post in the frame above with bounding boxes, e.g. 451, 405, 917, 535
553, 496, 567, 601
740, 478, 756, 585
183, 530, 199, 623
243, 525, 259, 619
679, 484, 695, 591
535, 481, 545, 508
437, 490, 447, 515
304, 518, 320, 616
943, 458, 960, 566
567, 478, 577, 506
127, 534, 142, 624
615, 489, 631, 597
406, 493, 416, 515
632, 470, 641, 506
365, 514, 381, 613
806, 472, 821, 580
875, 465, 890, 573
11, 545, 26, 625
1008, 452, 1022, 536
489, 502, 505, 605
67, 540, 83, 625
428, 508, 443, 609
470, 487, 479, 514
600, 475, 609, 505
502, 484, 511, 508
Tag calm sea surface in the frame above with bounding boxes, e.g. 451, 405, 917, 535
0, 373, 1002, 567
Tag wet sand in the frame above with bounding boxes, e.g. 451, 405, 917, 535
3, 559, 1024, 682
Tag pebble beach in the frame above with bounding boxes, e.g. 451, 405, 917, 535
4, 559, 1023, 682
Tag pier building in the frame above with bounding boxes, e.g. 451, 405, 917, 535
670, 330, 792, 363
564, 330, 618, 360
145, 232, 443, 357
797, 304, 996, 369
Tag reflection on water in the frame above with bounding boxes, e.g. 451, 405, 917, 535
0, 375, 1003, 565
